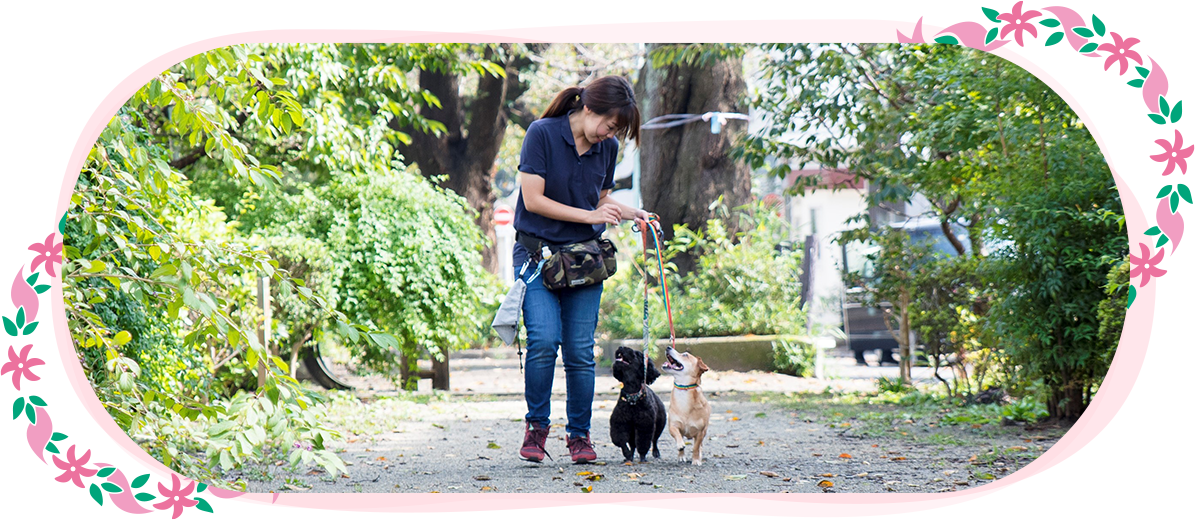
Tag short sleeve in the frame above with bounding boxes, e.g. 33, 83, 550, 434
602, 137, 619, 191
518, 122, 548, 177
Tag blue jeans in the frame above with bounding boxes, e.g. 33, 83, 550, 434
519, 262, 603, 438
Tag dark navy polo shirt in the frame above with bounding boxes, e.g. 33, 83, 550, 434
512, 111, 618, 267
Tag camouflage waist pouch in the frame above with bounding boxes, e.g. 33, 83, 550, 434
541, 238, 618, 291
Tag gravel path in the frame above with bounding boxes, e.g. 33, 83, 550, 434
237, 349, 1061, 494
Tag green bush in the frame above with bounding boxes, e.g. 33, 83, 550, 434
598, 200, 807, 340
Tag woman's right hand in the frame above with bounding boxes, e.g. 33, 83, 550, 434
587, 204, 622, 226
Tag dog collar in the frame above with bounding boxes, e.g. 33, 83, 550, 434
673, 382, 699, 390
620, 384, 647, 405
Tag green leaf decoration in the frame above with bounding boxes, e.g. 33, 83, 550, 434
195, 497, 214, 513
34, 285, 50, 294
1079, 42, 1099, 53
985, 27, 998, 45
1171, 101, 1183, 123
983, 7, 1002, 23
1137, 66, 1151, 78
1171, 192, 1180, 213
25, 272, 38, 286
1161, 97, 1171, 117
1145, 226, 1162, 236
934, 36, 959, 45
1073, 27, 1095, 38
1157, 185, 1172, 199
97, 467, 116, 478
1045, 32, 1065, 46
3, 317, 16, 336
1179, 184, 1193, 204
16, 307, 25, 329
1128, 79, 1145, 88
101, 483, 123, 494
25, 403, 36, 424
59, 212, 67, 235
132, 474, 151, 489
1149, 113, 1167, 124
12, 397, 24, 420
90, 484, 104, 506
1040, 19, 1061, 28
135, 493, 156, 502
1157, 234, 1171, 248
1092, 15, 1105, 36
28, 395, 46, 407
197, 483, 208, 493
51, 432, 68, 441
22, 322, 37, 335
45, 442, 59, 454
1128, 285, 1136, 309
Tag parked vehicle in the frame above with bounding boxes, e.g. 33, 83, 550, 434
840, 218, 970, 366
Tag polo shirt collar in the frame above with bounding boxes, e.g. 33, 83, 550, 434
560, 109, 602, 156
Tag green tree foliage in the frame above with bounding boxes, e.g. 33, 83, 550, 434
745, 43, 1127, 420
65, 43, 503, 480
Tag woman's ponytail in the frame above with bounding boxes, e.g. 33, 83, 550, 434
541, 86, 584, 119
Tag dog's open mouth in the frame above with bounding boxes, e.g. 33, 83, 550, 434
614, 354, 628, 364
662, 351, 683, 371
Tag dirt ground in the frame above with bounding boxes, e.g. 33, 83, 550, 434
232, 348, 1065, 494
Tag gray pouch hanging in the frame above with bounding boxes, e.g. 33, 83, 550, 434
491, 278, 527, 346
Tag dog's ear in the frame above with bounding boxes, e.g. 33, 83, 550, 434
646, 357, 660, 384
696, 356, 709, 374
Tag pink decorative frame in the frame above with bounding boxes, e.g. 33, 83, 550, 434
4, 3, 1174, 517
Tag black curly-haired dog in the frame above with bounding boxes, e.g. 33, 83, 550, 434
610, 346, 667, 463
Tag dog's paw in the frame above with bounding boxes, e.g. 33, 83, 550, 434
692, 459, 703, 466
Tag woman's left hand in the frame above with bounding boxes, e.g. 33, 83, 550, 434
632, 209, 651, 222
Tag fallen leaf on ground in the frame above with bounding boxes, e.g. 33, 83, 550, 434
1007, 446, 1028, 451
760, 471, 779, 478
432, 424, 446, 429
581, 486, 593, 493
854, 472, 868, 477
585, 474, 603, 481
626, 473, 644, 479
891, 457, 907, 461
755, 412, 766, 418
943, 470, 957, 475
782, 477, 792, 482
480, 486, 495, 492
811, 453, 822, 457
576, 471, 594, 476
730, 417, 741, 421
724, 474, 747, 481
474, 475, 492, 481
376, 456, 386, 461
839, 453, 852, 459
283, 484, 309, 491
486, 442, 501, 449
820, 473, 836, 478
871, 444, 879, 448
968, 455, 977, 462
817, 480, 834, 488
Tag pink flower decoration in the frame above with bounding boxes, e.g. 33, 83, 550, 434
1129, 242, 1166, 287
53, 445, 97, 488
155, 474, 199, 519
1096, 32, 1143, 75
996, 1, 1041, 46
1, 344, 43, 390
1151, 130, 1193, 175
28, 233, 63, 278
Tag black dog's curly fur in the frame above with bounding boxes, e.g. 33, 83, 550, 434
610, 346, 667, 463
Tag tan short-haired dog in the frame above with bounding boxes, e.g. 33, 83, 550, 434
661, 346, 711, 465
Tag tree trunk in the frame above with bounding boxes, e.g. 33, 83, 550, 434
392, 45, 539, 274
636, 44, 753, 276
898, 288, 911, 383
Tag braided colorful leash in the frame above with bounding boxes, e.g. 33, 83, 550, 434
633, 214, 676, 382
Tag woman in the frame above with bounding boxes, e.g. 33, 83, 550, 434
514, 75, 648, 464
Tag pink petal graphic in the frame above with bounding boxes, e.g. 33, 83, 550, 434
1157, 197, 1184, 253
205, 485, 247, 499
12, 268, 38, 324
95, 464, 154, 514
26, 406, 53, 463
938, 22, 1010, 51
1142, 58, 1169, 114
1042, 6, 1099, 56
897, 17, 926, 43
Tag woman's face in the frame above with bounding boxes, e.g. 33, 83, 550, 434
581, 106, 621, 144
